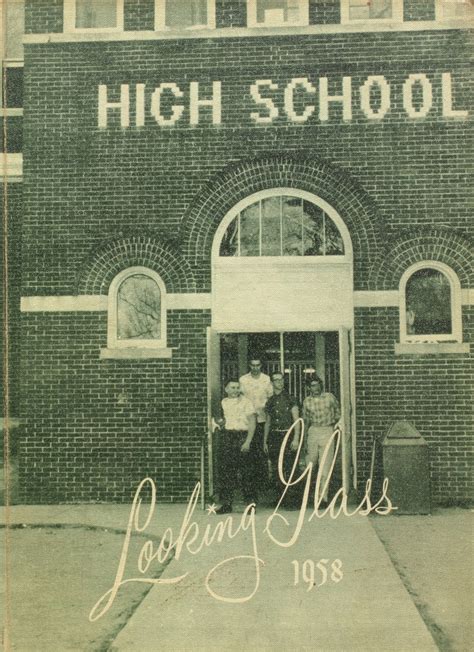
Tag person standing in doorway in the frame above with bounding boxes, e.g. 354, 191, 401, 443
215, 379, 257, 514
303, 376, 340, 506
264, 371, 301, 508
239, 358, 273, 494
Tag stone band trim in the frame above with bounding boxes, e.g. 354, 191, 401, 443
20, 293, 212, 312
354, 291, 398, 307
99, 347, 173, 360
20, 295, 108, 312
1, 154, 23, 178
355, 289, 473, 307
167, 294, 212, 309
20, 290, 474, 312
395, 342, 470, 355
22, 20, 472, 46
462, 289, 474, 305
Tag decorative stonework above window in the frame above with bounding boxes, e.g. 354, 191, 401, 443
341, 0, 403, 23
64, 0, 124, 32
247, 0, 309, 27
399, 261, 463, 346
155, 0, 216, 30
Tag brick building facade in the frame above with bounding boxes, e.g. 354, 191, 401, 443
2, 0, 473, 504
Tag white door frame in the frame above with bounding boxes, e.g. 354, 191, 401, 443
206, 327, 357, 498
339, 326, 357, 492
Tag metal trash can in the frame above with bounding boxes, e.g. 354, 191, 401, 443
382, 420, 431, 514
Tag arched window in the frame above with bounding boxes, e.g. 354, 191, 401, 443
400, 262, 462, 343
107, 267, 166, 349
219, 193, 345, 258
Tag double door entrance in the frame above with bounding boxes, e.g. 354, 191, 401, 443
207, 327, 355, 498
220, 331, 340, 404
209, 188, 357, 501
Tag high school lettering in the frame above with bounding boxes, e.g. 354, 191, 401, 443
98, 73, 467, 128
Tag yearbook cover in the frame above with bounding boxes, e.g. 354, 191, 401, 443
1, 0, 473, 650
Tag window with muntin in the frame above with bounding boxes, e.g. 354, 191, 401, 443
1, 65, 23, 154
108, 268, 167, 349
64, 0, 124, 31
400, 263, 462, 343
438, 0, 474, 18
1, 0, 24, 173
220, 195, 345, 257
247, 0, 309, 27
155, 0, 216, 30
341, 0, 403, 22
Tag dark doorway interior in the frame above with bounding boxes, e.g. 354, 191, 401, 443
214, 331, 342, 505
220, 331, 340, 404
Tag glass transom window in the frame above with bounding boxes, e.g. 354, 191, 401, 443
248, 0, 309, 27
155, 0, 215, 29
220, 195, 345, 257
349, 0, 393, 20
440, 0, 474, 18
165, 0, 209, 28
258, 0, 302, 24
1, 67, 23, 155
405, 268, 452, 337
75, 0, 118, 28
117, 274, 162, 341
341, 0, 404, 22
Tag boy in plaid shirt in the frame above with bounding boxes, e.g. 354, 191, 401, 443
302, 376, 340, 504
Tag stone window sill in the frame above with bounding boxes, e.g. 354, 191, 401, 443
100, 347, 173, 360
395, 342, 470, 356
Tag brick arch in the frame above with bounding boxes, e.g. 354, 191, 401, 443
180, 153, 382, 290
76, 235, 197, 295
369, 228, 474, 290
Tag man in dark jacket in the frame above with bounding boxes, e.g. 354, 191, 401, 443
263, 371, 301, 508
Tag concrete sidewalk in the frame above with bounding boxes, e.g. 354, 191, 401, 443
2, 502, 437, 651
113, 505, 437, 651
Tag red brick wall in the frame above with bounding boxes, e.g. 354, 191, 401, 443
18, 2, 473, 504
21, 30, 472, 295
25, 0, 438, 33
1, 183, 22, 418
19, 310, 210, 503
355, 307, 473, 505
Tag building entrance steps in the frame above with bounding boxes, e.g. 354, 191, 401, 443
112, 504, 437, 651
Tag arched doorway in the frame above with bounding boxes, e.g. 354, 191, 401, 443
207, 188, 355, 497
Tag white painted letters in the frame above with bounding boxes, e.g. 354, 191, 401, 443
284, 77, 316, 123
360, 76, 391, 120
189, 81, 222, 126
135, 84, 145, 127
97, 73, 468, 130
442, 72, 468, 118
150, 83, 185, 126
403, 74, 433, 118
98, 84, 130, 128
319, 77, 352, 122
250, 79, 279, 124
